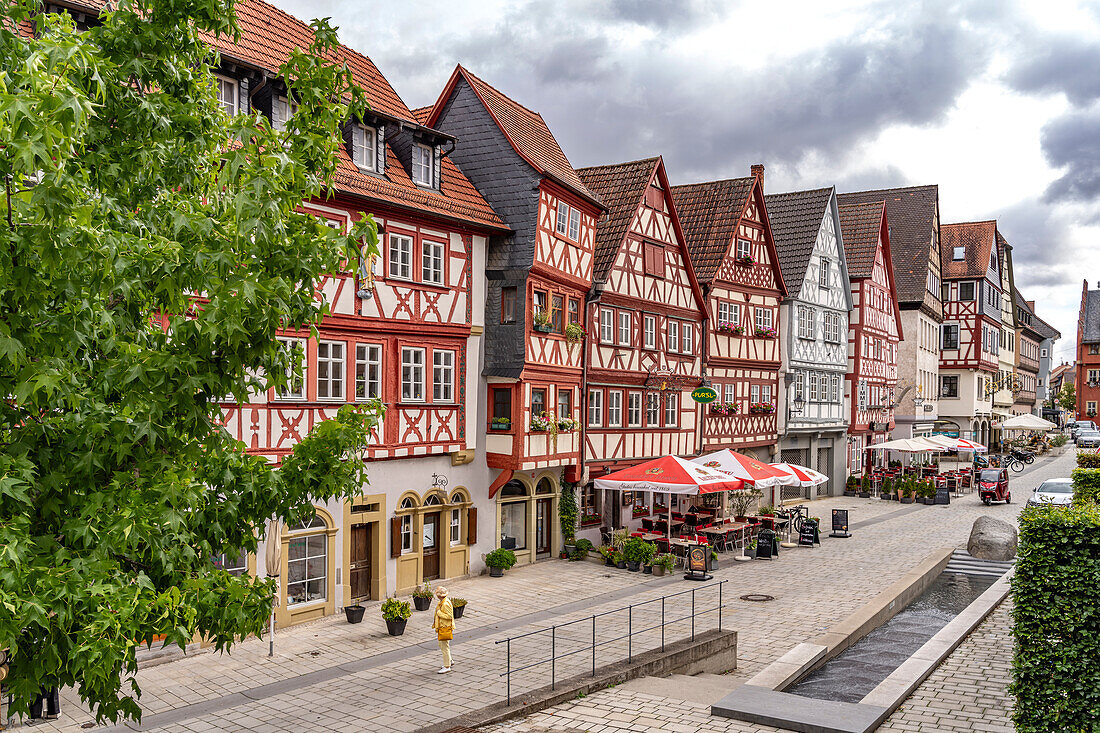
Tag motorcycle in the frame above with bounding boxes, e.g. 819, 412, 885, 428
1010, 448, 1035, 465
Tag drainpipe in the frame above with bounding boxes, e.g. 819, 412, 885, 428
579, 283, 604, 487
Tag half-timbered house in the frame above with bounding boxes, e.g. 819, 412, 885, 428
573, 157, 707, 536
1013, 290, 1043, 416
765, 188, 852, 499
938, 221, 1004, 446
1075, 281, 1100, 421
839, 186, 942, 441
423, 66, 604, 565
838, 202, 902, 474
992, 233, 1019, 444
671, 166, 787, 463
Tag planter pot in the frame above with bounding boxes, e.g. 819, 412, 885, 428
642, 564, 653, 575
453, 605, 465, 619
880, 493, 891, 500
344, 605, 365, 624
843, 490, 857, 497
708, 558, 718, 571
616, 561, 627, 570
858, 492, 870, 498
385, 619, 407, 636
564, 543, 577, 555
490, 424, 511, 431
604, 557, 616, 567
626, 561, 640, 572
534, 324, 553, 333
900, 498, 914, 504
923, 497, 935, 505
413, 596, 432, 611
653, 565, 666, 577
489, 566, 504, 577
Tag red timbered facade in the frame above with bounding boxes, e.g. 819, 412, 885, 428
1075, 280, 1100, 420
575, 157, 707, 531
838, 202, 902, 474
938, 221, 1003, 446
672, 166, 787, 460
425, 66, 604, 565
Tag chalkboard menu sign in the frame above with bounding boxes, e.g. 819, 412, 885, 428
798, 521, 817, 547
935, 485, 951, 505
755, 528, 776, 559
830, 509, 851, 538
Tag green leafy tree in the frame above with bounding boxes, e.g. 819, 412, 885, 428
0, 0, 380, 722
1058, 383, 1076, 412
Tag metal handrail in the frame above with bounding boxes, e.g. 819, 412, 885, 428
495, 579, 728, 705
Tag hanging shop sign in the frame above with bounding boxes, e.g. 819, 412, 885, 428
691, 386, 718, 404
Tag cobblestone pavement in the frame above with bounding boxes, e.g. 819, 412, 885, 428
25, 451, 1066, 733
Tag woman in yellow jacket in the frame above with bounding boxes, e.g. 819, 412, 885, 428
431, 586, 454, 673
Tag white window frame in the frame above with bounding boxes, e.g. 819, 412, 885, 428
273, 95, 297, 131
761, 384, 773, 404
754, 307, 772, 332
643, 314, 656, 349
725, 383, 736, 403
646, 393, 660, 426
750, 384, 760, 404
798, 306, 816, 340
449, 508, 461, 546
568, 207, 580, 240
433, 350, 454, 403
664, 394, 678, 427
627, 392, 642, 427
213, 548, 248, 576
388, 232, 413, 280
355, 344, 382, 401
286, 523, 327, 606
401, 347, 425, 402
412, 143, 434, 187
600, 308, 614, 343
316, 340, 345, 401
831, 374, 841, 403
682, 323, 694, 354
214, 74, 238, 116
588, 389, 603, 427
818, 259, 830, 288
667, 320, 679, 352
556, 201, 570, 236
352, 124, 377, 171
618, 311, 632, 346
400, 513, 413, 554
952, 246, 965, 261
809, 372, 819, 402
736, 238, 751, 259
422, 238, 445, 285
275, 337, 307, 400
608, 390, 623, 428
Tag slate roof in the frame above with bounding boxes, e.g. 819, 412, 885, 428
837, 185, 938, 305
670, 177, 756, 283
837, 202, 885, 279
764, 187, 833, 294
427, 66, 601, 209
1082, 288, 1100, 343
1015, 288, 1061, 340
40, 0, 505, 231
576, 158, 661, 283
940, 221, 997, 280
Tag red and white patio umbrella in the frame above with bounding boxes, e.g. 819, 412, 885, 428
768, 462, 828, 487
594, 455, 745, 494
692, 449, 797, 489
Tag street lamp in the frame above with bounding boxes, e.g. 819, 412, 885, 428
789, 391, 805, 417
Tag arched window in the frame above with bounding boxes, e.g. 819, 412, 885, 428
536, 478, 554, 495
424, 493, 444, 506
500, 480, 527, 498
285, 509, 328, 606
287, 513, 326, 532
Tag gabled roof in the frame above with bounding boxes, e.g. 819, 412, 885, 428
424, 65, 601, 209
764, 187, 833, 294
838, 202, 885, 279
1015, 288, 1061, 341
837, 185, 939, 304
940, 221, 998, 280
410, 106, 433, 125
1082, 286, 1100, 343
576, 157, 662, 282
669, 177, 756, 283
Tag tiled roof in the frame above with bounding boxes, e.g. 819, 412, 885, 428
670, 177, 756, 283
1015, 288, 1061, 340
410, 106, 433, 125
435, 66, 601, 208
838, 185, 939, 304
46, 0, 504, 230
940, 221, 997, 280
576, 157, 661, 283
837, 202, 884, 279
1083, 288, 1100, 343
764, 187, 833, 294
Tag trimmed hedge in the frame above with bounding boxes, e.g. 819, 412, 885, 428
1076, 451, 1100, 469
1012, 503, 1100, 732
1072, 468, 1100, 505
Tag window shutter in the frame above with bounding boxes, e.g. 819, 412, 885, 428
238, 77, 250, 115
432, 145, 442, 189
271, 97, 285, 130
342, 120, 355, 162
390, 516, 401, 558
376, 124, 386, 172
466, 507, 477, 546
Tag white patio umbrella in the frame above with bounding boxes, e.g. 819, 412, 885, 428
999, 414, 1057, 431
263, 518, 283, 657
866, 437, 940, 452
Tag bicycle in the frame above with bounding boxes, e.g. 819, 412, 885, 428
777, 504, 809, 538
1005, 456, 1025, 473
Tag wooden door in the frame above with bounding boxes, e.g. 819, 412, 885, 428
536, 498, 552, 556
349, 524, 372, 602
423, 512, 440, 580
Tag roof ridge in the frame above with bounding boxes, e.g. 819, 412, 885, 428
457, 64, 543, 119
575, 156, 661, 173
671, 175, 754, 190
839, 183, 937, 195
765, 186, 834, 199
942, 219, 997, 227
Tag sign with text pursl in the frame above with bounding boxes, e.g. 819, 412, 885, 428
691, 386, 718, 404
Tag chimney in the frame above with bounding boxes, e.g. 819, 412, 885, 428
751, 164, 765, 183
1027, 300, 1035, 310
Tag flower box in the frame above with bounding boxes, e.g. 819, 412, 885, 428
533, 323, 554, 334
709, 402, 739, 415
490, 419, 512, 430
557, 418, 580, 433
580, 514, 602, 527
748, 403, 775, 415
754, 327, 777, 339
716, 322, 746, 336
564, 323, 587, 344
734, 255, 755, 266
632, 507, 650, 518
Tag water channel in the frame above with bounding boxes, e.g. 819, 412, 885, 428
786, 571, 998, 704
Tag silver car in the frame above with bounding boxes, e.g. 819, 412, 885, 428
1077, 430, 1100, 448
1027, 478, 1074, 507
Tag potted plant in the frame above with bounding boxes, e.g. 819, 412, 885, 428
381, 596, 412, 636
758, 505, 776, 530
734, 254, 755, 266
754, 327, 777, 339
708, 546, 719, 571
622, 536, 647, 572
881, 476, 894, 500
654, 553, 674, 577
530, 412, 554, 432
922, 481, 937, 505
900, 479, 914, 504
564, 322, 587, 344
451, 597, 467, 619
730, 485, 762, 521
859, 474, 871, 498
844, 475, 859, 497
485, 548, 517, 577
557, 416, 580, 433
613, 550, 626, 570
598, 545, 615, 566
639, 541, 657, 574
344, 602, 366, 624
533, 309, 554, 333
731, 325, 745, 336
490, 416, 511, 431
412, 581, 433, 611
560, 479, 578, 553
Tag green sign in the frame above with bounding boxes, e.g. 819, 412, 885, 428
691, 386, 718, 404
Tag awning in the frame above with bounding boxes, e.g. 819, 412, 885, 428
999, 414, 1057, 431
594, 455, 744, 494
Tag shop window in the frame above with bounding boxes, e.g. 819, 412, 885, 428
286, 514, 327, 606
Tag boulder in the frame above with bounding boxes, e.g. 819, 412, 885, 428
967, 516, 1018, 561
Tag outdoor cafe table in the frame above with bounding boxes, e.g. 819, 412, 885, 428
702, 522, 750, 553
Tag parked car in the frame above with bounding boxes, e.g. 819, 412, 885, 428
1076, 430, 1100, 448
1027, 478, 1074, 508
978, 468, 1010, 505
1071, 420, 1096, 438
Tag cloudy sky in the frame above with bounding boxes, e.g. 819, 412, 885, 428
273, 0, 1100, 360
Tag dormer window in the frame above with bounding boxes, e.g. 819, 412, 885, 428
215, 75, 238, 116
413, 143, 435, 187
352, 124, 378, 172
952, 246, 964, 261
272, 96, 297, 131
555, 201, 580, 240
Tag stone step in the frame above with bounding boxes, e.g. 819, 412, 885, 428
620, 672, 743, 706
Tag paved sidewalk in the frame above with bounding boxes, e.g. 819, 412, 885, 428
23, 451, 1065, 732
